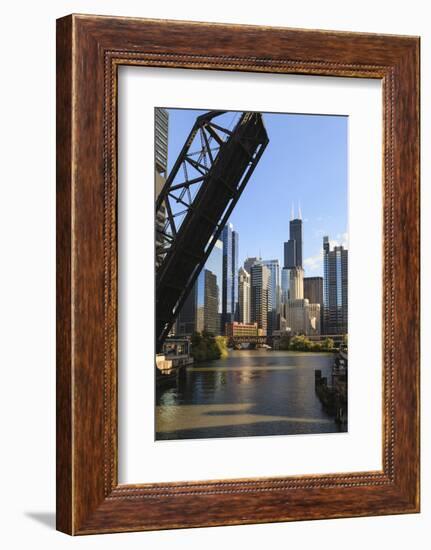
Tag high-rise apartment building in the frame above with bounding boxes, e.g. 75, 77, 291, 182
250, 263, 271, 336
221, 224, 239, 331
238, 267, 251, 324
304, 276, 324, 333
262, 259, 281, 334
323, 236, 348, 335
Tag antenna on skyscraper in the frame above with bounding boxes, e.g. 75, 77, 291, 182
290, 203, 294, 221
298, 201, 302, 220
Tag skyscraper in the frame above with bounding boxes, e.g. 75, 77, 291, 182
238, 267, 251, 324
304, 276, 324, 333
244, 256, 261, 275
232, 229, 239, 320
281, 267, 290, 304
288, 218, 303, 267
284, 298, 320, 336
176, 238, 223, 336
284, 240, 296, 269
176, 283, 196, 336
222, 223, 239, 331
250, 263, 271, 335
198, 270, 219, 334
308, 303, 321, 334
283, 264, 320, 335
262, 259, 280, 334
282, 208, 321, 336
323, 236, 348, 335
288, 266, 304, 300
284, 207, 303, 269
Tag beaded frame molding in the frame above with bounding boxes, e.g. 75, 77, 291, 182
56, 14, 420, 535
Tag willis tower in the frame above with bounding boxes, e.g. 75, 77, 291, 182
284, 204, 303, 268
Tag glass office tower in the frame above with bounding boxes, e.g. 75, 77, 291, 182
221, 223, 239, 331
262, 259, 280, 334
323, 236, 348, 335
177, 239, 223, 335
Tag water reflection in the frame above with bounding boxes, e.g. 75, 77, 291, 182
156, 350, 345, 440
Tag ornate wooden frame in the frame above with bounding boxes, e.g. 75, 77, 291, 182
56, 14, 420, 534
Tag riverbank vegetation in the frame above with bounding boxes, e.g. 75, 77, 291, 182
190, 331, 229, 362
279, 334, 336, 353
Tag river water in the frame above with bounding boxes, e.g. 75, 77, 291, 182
156, 350, 345, 440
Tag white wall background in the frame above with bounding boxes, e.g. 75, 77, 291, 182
0, 1, 427, 548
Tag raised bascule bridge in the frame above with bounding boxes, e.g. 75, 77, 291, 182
155, 110, 269, 353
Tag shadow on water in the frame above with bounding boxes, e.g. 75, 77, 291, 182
204, 410, 251, 416
156, 420, 344, 441
156, 350, 346, 440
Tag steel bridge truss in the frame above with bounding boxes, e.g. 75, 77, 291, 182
156, 110, 269, 351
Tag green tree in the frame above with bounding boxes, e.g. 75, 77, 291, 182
287, 334, 336, 352
215, 335, 228, 359
289, 335, 313, 351
278, 333, 291, 351
190, 331, 229, 362
321, 337, 335, 351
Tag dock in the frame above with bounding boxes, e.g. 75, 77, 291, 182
156, 338, 194, 387
315, 349, 348, 424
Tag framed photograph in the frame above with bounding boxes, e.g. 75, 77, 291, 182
56, 14, 420, 534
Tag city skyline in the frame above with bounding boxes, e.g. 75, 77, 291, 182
155, 107, 349, 441
174, 213, 347, 337
165, 108, 348, 278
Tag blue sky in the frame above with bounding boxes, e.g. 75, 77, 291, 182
164, 109, 348, 277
